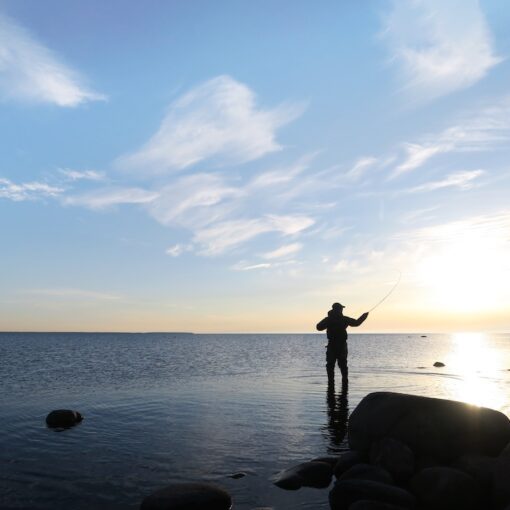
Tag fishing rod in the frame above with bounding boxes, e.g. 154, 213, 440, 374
368, 271, 402, 313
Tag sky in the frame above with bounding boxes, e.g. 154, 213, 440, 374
1, 0, 510, 333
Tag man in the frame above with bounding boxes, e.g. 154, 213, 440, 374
316, 303, 369, 385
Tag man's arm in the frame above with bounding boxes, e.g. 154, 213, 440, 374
346, 312, 369, 327
316, 317, 329, 331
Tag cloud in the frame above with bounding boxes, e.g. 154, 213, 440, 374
58, 168, 105, 181
391, 97, 510, 177
231, 262, 272, 271
194, 215, 314, 255
407, 170, 485, 193
117, 75, 304, 174
0, 14, 105, 107
0, 177, 64, 201
63, 187, 158, 209
344, 156, 378, 180
166, 244, 191, 257
262, 242, 302, 260
383, 0, 502, 101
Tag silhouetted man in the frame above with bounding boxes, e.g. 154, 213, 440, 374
316, 303, 368, 385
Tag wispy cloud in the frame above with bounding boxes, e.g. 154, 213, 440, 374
383, 0, 502, 101
0, 177, 64, 201
407, 170, 485, 193
194, 215, 314, 255
231, 262, 272, 271
117, 75, 304, 174
261, 242, 302, 260
344, 156, 378, 180
0, 14, 105, 107
63, 187, 158, 209
391, 97, 510, 177
58, 168, 105, 181
165, 244, 191, 257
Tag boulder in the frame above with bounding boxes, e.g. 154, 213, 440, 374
273, 460, 332, 490
348, 392, 510, 462
410, 467, 479, 510
350, 501, 410, 510
140, 483, 231, 510
329, 479, 415, 510
370, 437, 414, 484
433, 361, 445, 367
45, 409, 83, 428
451, 453, 496, 491
339, 464, 393, 485
311, 455, 340, 468
334, 450, 365, 478
491, 456, 510, 509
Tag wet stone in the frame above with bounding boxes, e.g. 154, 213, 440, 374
339, 463, 393, 485
334, 450, 365, 478
370, 437, 414, 484
349, 501, 410, 510
273, 461, 332, 490
45, 409, 83, 428
433, 361, 445, 367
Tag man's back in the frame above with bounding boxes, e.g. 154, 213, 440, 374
316, 311, 369, 342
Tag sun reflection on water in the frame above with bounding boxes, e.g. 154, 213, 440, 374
445, 332, 506, 410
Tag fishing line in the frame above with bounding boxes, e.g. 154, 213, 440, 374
368, 271, 402, 313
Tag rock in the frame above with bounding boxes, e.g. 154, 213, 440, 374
273, 461, 332, 490
451, 453, 496, 490
348, 392, 510, 462
334, 450, 365, 478
370, 437, 414, 484
410, 467, 479, 510
329, 479, 415, 510
140, 483, 232, 510
339, 464, 393, 485
433, 361, 445, 367
491, 455, 510, 508
45, 409, 83, 428
349, 501, 409, 510
229, 472, 246, 479
311, 455, 340, 468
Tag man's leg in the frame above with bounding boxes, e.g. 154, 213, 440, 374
326, 345, 336, 384
338, 342, 348, 382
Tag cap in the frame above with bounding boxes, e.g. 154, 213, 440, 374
332, 302, 345, 310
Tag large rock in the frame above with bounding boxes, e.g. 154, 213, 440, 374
329, 479, 415, 510
273, 460, 332, 490
140, 483, 231, 510
451, 453, 496, 491
410, 467, 479, 510
492, 455, 510, 509
370, 437, 414, 484
339, 463, 393, 485
45, 409, 83, 428
348, 392, 510, 462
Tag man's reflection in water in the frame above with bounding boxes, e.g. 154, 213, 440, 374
324, 380, 349, 454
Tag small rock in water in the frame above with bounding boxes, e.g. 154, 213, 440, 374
140, 482, 232, 510
229, 472, 246, 479
273, 461, 332, 490
433, 361, 445, 367
421, 335, 427, 338
45, 409, 83, 428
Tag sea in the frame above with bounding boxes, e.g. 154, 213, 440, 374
2, 332, 510, 510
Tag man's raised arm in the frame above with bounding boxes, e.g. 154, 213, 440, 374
347, 312, 369, 327
316, 317, 329, 331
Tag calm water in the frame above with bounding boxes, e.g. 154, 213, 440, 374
2, 332, 510, 509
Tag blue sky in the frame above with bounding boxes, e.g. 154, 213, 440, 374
1, 0, 510, 332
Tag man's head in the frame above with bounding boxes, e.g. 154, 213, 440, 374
331, 302, 345, 312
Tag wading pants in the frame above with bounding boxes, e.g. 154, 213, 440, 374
326, 341, 348, 381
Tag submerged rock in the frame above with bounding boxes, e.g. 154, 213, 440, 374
410, 467, 479, 510
45, 409, 83, 428
433, 361, 445, 367
140, 483, 231, 510
273, 460, 332, 490
329, 479, 415, 510
229, 472, 246, 479
349, 501, 409, 510
348, 392, 510, 462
